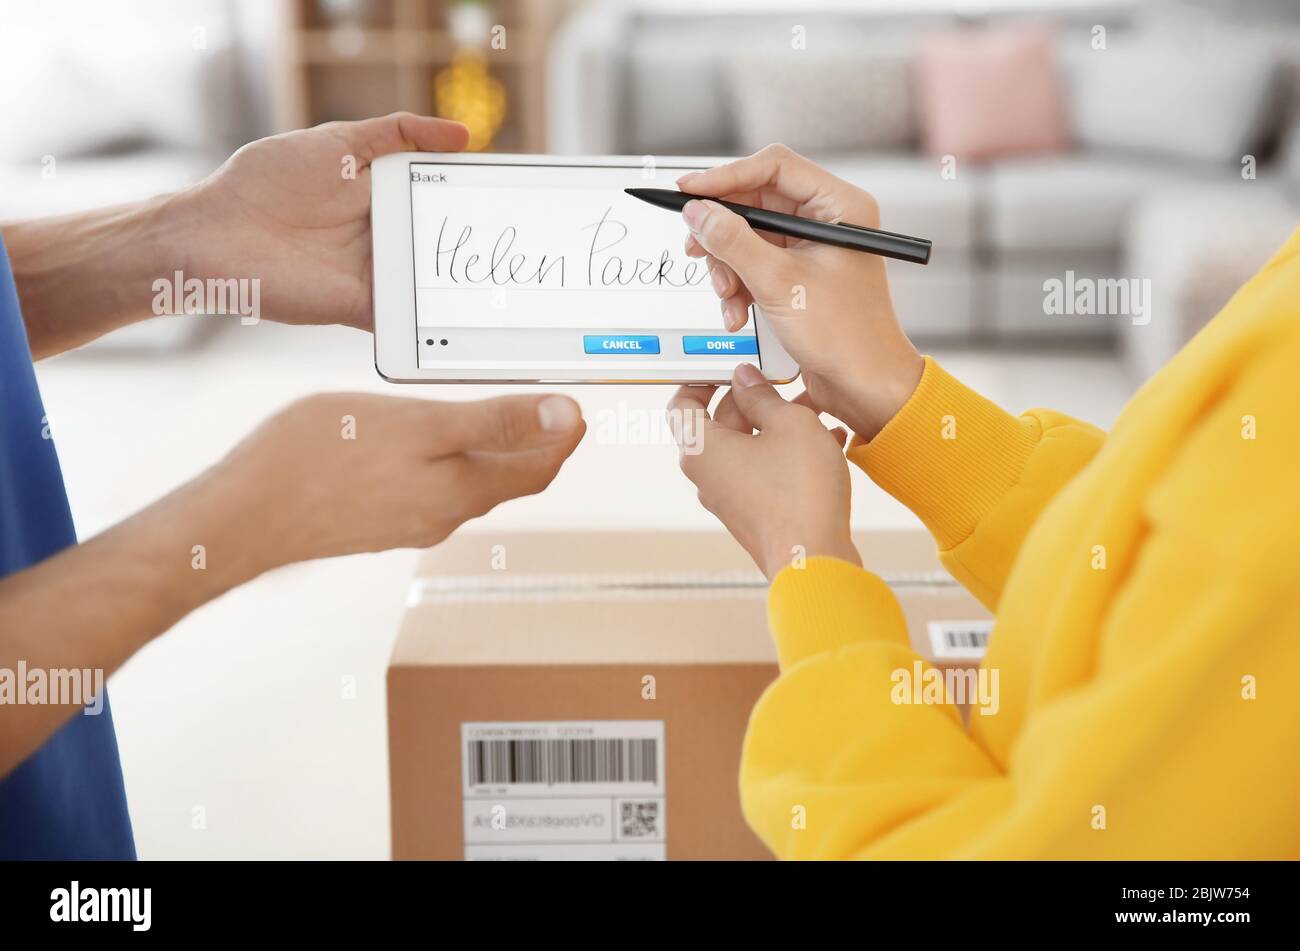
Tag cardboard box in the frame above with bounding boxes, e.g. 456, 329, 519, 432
387, 530, 990, 861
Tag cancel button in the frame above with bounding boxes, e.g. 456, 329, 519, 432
583, 335, 661, 354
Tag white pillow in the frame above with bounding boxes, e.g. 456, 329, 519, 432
0, 48, 142, 163
1060, 30, 1282, 165
0, 2, 239, 162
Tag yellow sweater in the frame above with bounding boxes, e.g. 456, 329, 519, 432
745, 228, 1300, 859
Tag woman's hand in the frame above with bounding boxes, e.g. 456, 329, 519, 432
177, 112, 469, 331
679, 144, 924, 440
670, 364, 860, 581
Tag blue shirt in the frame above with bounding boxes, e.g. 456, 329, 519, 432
0, 232, 135, 859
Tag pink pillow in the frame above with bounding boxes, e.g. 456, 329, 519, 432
916, 22, 1069, 162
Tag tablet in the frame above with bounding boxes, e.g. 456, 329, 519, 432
370, 153, 799, 384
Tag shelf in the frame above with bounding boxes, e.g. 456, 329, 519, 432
291, 28, 543, 65
278, 1, 557, 152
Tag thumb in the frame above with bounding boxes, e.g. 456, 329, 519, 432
728, 363, 793, 431
343, 112, 470, 164
437, 394, 584, 454
682, 199, 786, 294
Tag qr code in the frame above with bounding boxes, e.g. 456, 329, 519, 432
620, 801, 660, 838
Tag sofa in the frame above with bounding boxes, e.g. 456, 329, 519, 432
547, 0, 1300, 378
0, 0, 278, 352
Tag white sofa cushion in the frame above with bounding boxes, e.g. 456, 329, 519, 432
1119, 179, 1299, 379
988, 256, 1121, 340
984, 155, 1220, 254
0, 151, 218, 221
817, 154, 979, 253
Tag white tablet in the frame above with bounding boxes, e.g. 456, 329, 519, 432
370, 153, 799, 384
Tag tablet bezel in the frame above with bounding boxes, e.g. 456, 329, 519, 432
370, 152, 800, 384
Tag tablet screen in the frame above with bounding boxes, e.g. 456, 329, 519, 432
408, 162, 761, 373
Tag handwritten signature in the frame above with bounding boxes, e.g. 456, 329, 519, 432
432, 207, 711, 289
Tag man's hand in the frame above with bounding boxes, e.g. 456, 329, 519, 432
178, 112, 469, 330
3, 113, 467, 357
0, 390, 583, 776
206, 390, 584, 572
670, 364, 859, 581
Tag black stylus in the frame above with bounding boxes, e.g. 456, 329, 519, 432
624, 187, 931, 265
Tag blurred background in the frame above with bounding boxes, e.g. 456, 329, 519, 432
4, 0, 1298, 857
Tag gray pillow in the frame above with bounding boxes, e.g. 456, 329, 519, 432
726, 50, 917, 155
625, 32, 735, 155
1060, 30, 1282, 165
1278, 118, 1300, 200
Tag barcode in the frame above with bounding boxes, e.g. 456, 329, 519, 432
927, 619, 993, 658
467, 737, 658, 786
945, 627, 990, 649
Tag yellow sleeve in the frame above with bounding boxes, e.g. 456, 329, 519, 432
743, 304, 1300, 859
747, 522, 1300, 859
848, 357, 1103, 609
744, 557, 1004, 859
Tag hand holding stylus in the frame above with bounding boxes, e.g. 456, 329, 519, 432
677, 144, 924, 441
627, 187, 931, 264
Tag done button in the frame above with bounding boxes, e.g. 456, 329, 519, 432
682, 335, 758, 356
583, 334, 661, 355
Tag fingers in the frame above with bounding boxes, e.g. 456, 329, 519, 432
707, 258, 754, 333
708, 257, 741, 300
458, 432, 583, 515
335, 112, 470, 165
784, 390, 848, 447
668, 383, 714, 412
712, 389, 752, 434
679, 143, 881, 228
789, 391, 846, 446
682, 200, 786, 296
790, 390, 824, 414
667, 385, 719, 451
721, 296, 752, 334
432, 394, 584, 456
729, 363, 796, 431
677, 144, 832, 210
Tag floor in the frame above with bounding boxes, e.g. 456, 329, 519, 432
35, 319, 1137, 858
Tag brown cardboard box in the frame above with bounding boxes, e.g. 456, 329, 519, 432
387, 530, 990, 861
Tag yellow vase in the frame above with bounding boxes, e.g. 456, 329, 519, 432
434, 51, 507, 152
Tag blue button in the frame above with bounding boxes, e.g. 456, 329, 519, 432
682, 335, 759, 355
584, 334, 660, 355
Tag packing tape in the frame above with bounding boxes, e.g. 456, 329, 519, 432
407, 570, 960, 606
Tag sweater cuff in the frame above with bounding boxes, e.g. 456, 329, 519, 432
767, 557, 909, 670
847, 357, 1040, 550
